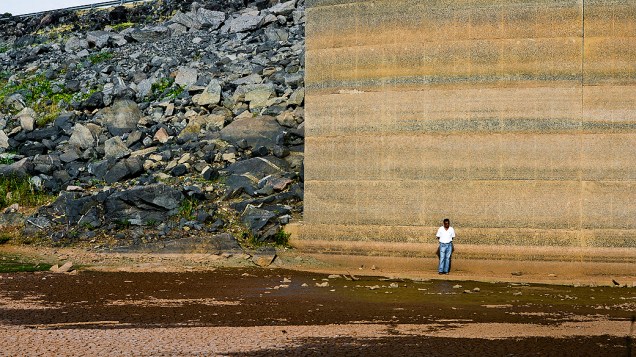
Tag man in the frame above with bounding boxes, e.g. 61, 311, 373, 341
436, 218, 455, 275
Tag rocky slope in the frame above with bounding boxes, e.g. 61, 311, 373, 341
0, 0, 305, 252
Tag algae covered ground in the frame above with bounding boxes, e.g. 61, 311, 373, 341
0, 252, 52, 273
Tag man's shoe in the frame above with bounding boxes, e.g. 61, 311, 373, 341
438, 272, 444, 275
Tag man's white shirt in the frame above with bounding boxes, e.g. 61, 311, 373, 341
436, 226, 455, 244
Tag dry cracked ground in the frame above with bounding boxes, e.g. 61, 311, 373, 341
0, 247, 635, 356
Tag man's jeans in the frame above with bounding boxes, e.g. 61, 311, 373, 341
438, 242, 453, 273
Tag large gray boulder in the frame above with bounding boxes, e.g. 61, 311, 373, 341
196, 8, 225, 29
171, 11, 200, 29
68, 123, 95, 149
171, 9, 224, 30
192, 79, 222, 106
223, 157, 289, 178
46, 190, 110, 228
32, 155, 62, 174
16, 108, 36, 132
97, 100, 141, 136
268, 0, 297, 16
64, 36, 88, 53
128, 26, 171, 42
220, 115, 284, 149
104, 137, 131, 160
136, 77, 157, 99
30, 183, 184, 229
0, 158, 31, 177
175, 67, 198, 88
103, 157, 144, 184
86, 31, 111, 48
234, 83, 275, 105
221, 10, 264, 33
105, 184, 184, 226
241, 205, 280, 242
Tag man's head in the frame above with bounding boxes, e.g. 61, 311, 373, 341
443, 218, 450, 229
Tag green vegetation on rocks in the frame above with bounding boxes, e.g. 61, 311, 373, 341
88, 50, 114, 64
0, 176, 53, 210
110, 22, 135, 31
150, 77, 183, 101
0, 72, 94, 126
0, 0, 306, 249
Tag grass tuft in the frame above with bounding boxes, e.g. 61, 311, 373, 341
150, 77, 183, 101
110, 22, 135, 31
88, 51, 114, 64
178, 198, 198, 221
0, 175, 53, 210
274, 229, 292, 247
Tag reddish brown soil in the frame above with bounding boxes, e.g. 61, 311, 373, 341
1, 267, 635, 356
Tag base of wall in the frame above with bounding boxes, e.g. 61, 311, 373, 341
286, 223, 636, 284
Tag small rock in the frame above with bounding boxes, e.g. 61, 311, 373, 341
104, 136, 131, 160
69, 123, 95, 149
65, 186, 84, 192
252, 247, 277, 267
202, 166, 219, 181
453, 284, 462, 289
175, 67, 198, 88
18, 113, 35, 132
473, 287, 481, 292
98, 99, 142, 136
154, 127, 170, 143
513, 291, 522, 296
0, 131, 9, 149
315, 281, 329, 287
170, 164, 188, 177
511, 271, 523, 276
56, 261, 74, 273
222, 152, 236, 162
327, 274, 341, 279
3, 203, 19, 213
193, 80, 222, 106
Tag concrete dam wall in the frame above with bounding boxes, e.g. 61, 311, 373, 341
300, 0, 636, 265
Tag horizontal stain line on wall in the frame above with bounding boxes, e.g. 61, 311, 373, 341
305, 74, 626, 90
306, 0, 583, 10
304, 179, 636, 183
305, 120, 636, 136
